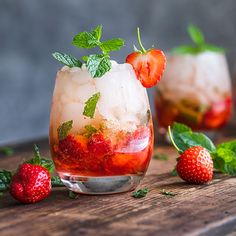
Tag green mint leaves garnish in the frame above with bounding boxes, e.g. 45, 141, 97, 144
53, 25, 125, 78
168, 122, 236, 175
26, 145, 55, 173
160, 189, 176, 196
86, 54, 111, 78
173, 24, 225, 55
0, 170, 12, 191
57, 120, 73, 141
0, 147, 14, 156
83, 92, 101, 118
132, 188, 149, 198
52, 52, 82, 68
73, 25, 124, 78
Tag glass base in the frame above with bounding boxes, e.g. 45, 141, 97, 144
59, 173, 143, 195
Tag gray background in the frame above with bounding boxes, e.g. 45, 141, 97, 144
0, 0, 236, 144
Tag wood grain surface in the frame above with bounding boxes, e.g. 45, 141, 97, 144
0, 124, 236, 236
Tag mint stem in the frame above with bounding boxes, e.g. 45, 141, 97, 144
137, 27, 146, 53
168, 126, 181, 153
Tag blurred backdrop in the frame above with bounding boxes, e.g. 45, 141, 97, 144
0, 0, 236, 144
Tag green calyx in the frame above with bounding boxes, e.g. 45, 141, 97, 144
172, 24, 225, 55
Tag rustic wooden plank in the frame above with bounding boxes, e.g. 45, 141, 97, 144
0, 126, 236, 236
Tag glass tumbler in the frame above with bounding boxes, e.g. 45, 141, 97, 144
49, 62, 153, 194
155, 51, 232, 133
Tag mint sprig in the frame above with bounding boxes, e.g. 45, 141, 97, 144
52, 52, 82, 68
83, 92, 101, 118
73, 25, 124, 78
173, 24, 225, 55
0, 147, 14, 156
168, 122, 236, 175
0, 170, 12, 191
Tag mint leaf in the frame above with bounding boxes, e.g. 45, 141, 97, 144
83, 92, 101, 118
172, 45, 200, 55
84, 125, 97, 138
92, 25, 102, 41
201, 44, 225, 53
52, 52, 82, 68
100, 38, 125, 53
188, 24, 205, 46
51, 175, 64, 187
171, 167, 177, 176
0, 170, 12, 191
57, 120, 73, 140
153, 152, 169, 160
69, 190, 79, 199
132, 188, 149, 198
171, 122, 192, 152
160, 189, 176, 196
72, 32, 99, 49
170, 122, 215, 153
172, 122, 192, 134
212, 141, 236, 175
0, 147, 14, 156
86, 54, 111, 78
178, 132, 216, 153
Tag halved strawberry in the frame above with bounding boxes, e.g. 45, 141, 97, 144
126, 28, 166, 88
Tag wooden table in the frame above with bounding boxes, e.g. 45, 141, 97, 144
0, 125, 236, 236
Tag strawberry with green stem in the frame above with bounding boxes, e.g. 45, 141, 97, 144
126, 27, 166, 88
168, 122, 236, 183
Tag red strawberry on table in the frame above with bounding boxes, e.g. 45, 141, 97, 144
126, 28, 166, 88
10, 163, 51, 204
176, 146, 213, 184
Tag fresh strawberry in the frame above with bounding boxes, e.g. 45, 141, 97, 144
126, 28, 166, 88
10, 163, 51, 203
58, 135, 87, 160
176, 146, 213, 184
87, 133, 112, 157
203, 96, 232, 129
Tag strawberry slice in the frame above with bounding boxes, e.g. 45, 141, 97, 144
126, 28, 166, 88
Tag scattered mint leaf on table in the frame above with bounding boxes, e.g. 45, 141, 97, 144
86, 54, 111, 78
160, 189, 176, 196
0, 170, 12, 191
132, 188, 149, 198
52, 52, 82, 68
172, 24, 225, 55
51, 175, 64, 187
57, 120, 73, 141
153, 152, 169, 160
69, 190, 79, 199
0, 147, 14, 156
83, 92, 101, 118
